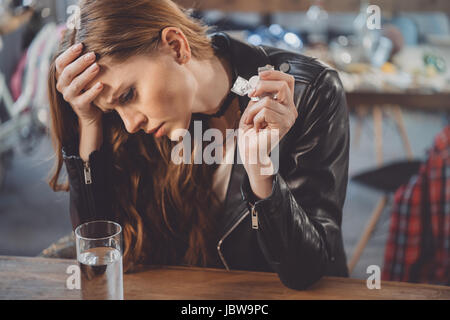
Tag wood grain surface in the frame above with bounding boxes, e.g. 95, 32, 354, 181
346, 92, 450, 111
1, 256, 449, 300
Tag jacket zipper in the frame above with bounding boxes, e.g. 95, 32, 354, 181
250, 202, 259, 230
83, 161, 92, 185
217, 201, 260, 270
217, 208, 250, 270
77, 159, 97, 218
215, 43, 267, 271
215, 132, 261, 269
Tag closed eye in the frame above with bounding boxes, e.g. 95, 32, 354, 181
118, 87, 136, 105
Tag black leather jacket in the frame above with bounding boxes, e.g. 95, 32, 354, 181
62, 32, 350, 290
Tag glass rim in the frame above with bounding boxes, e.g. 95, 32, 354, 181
74, 220, 122, 241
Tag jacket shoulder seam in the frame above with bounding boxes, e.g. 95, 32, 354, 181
262, 47, 332, 86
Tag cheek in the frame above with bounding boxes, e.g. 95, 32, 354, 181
158, 74, 195, 116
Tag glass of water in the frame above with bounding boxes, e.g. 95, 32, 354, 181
75, 220, 124, 300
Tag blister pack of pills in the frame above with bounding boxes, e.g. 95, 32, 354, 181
231, 64, 275, 101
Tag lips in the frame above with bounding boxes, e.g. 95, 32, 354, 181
154, 123, 165, 138
146, 122, 164, 136
146, 123, 161, 134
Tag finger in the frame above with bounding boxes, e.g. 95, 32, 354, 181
57, 51, 97, 91
244, 96, 287, 125
64, 62, 100, 99
253, 107, 284, 131
72, 82, 104, 108
250, 79, 291, 104
253, 72, 298, 118
55, 43, 83, 79
259, 69, 295, 94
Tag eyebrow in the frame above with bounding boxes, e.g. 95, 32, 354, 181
96, 85, 123, 113
107, 89, 121, 105
96, 79, 136, 112
109, 81, 135, 105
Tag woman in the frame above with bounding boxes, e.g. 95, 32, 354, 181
48, 0, 350, 290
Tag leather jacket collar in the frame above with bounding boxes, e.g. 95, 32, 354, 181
209, 32, 271, 117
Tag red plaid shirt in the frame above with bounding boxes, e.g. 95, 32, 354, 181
382, 125, 450, 285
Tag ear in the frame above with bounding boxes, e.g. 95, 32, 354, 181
159, 27, 190, 63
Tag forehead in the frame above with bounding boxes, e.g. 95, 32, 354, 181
88, 53, 167, 108
94, 55, 140, 85
89, 56, 143, 107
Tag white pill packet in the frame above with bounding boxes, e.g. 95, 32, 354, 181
231, 64, 275, 101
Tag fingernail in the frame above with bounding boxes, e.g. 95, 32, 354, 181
90, 63, 99, 71
72, 43, 82, 52
85, 52, 95, 61
95, 82, 102, 89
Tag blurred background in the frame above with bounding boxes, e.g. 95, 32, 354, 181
0, 0, 449, 285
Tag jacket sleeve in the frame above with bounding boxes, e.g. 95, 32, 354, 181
240, 68, 350, 290
62, 136, 114, 231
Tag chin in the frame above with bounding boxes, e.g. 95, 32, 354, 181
167, 117, 192, 142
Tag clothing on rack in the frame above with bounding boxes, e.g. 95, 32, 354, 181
8, 22, 62, 115
10, 49, 27, 101
382, 125, 450, 286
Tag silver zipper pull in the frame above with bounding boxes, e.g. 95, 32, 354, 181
250, 203, 258, 230
83, 161, 92, 185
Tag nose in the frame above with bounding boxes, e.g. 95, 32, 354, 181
118, 108, 147, 134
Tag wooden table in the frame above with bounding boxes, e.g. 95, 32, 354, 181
346, 91, 450, 112
1, 256, 449, 300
